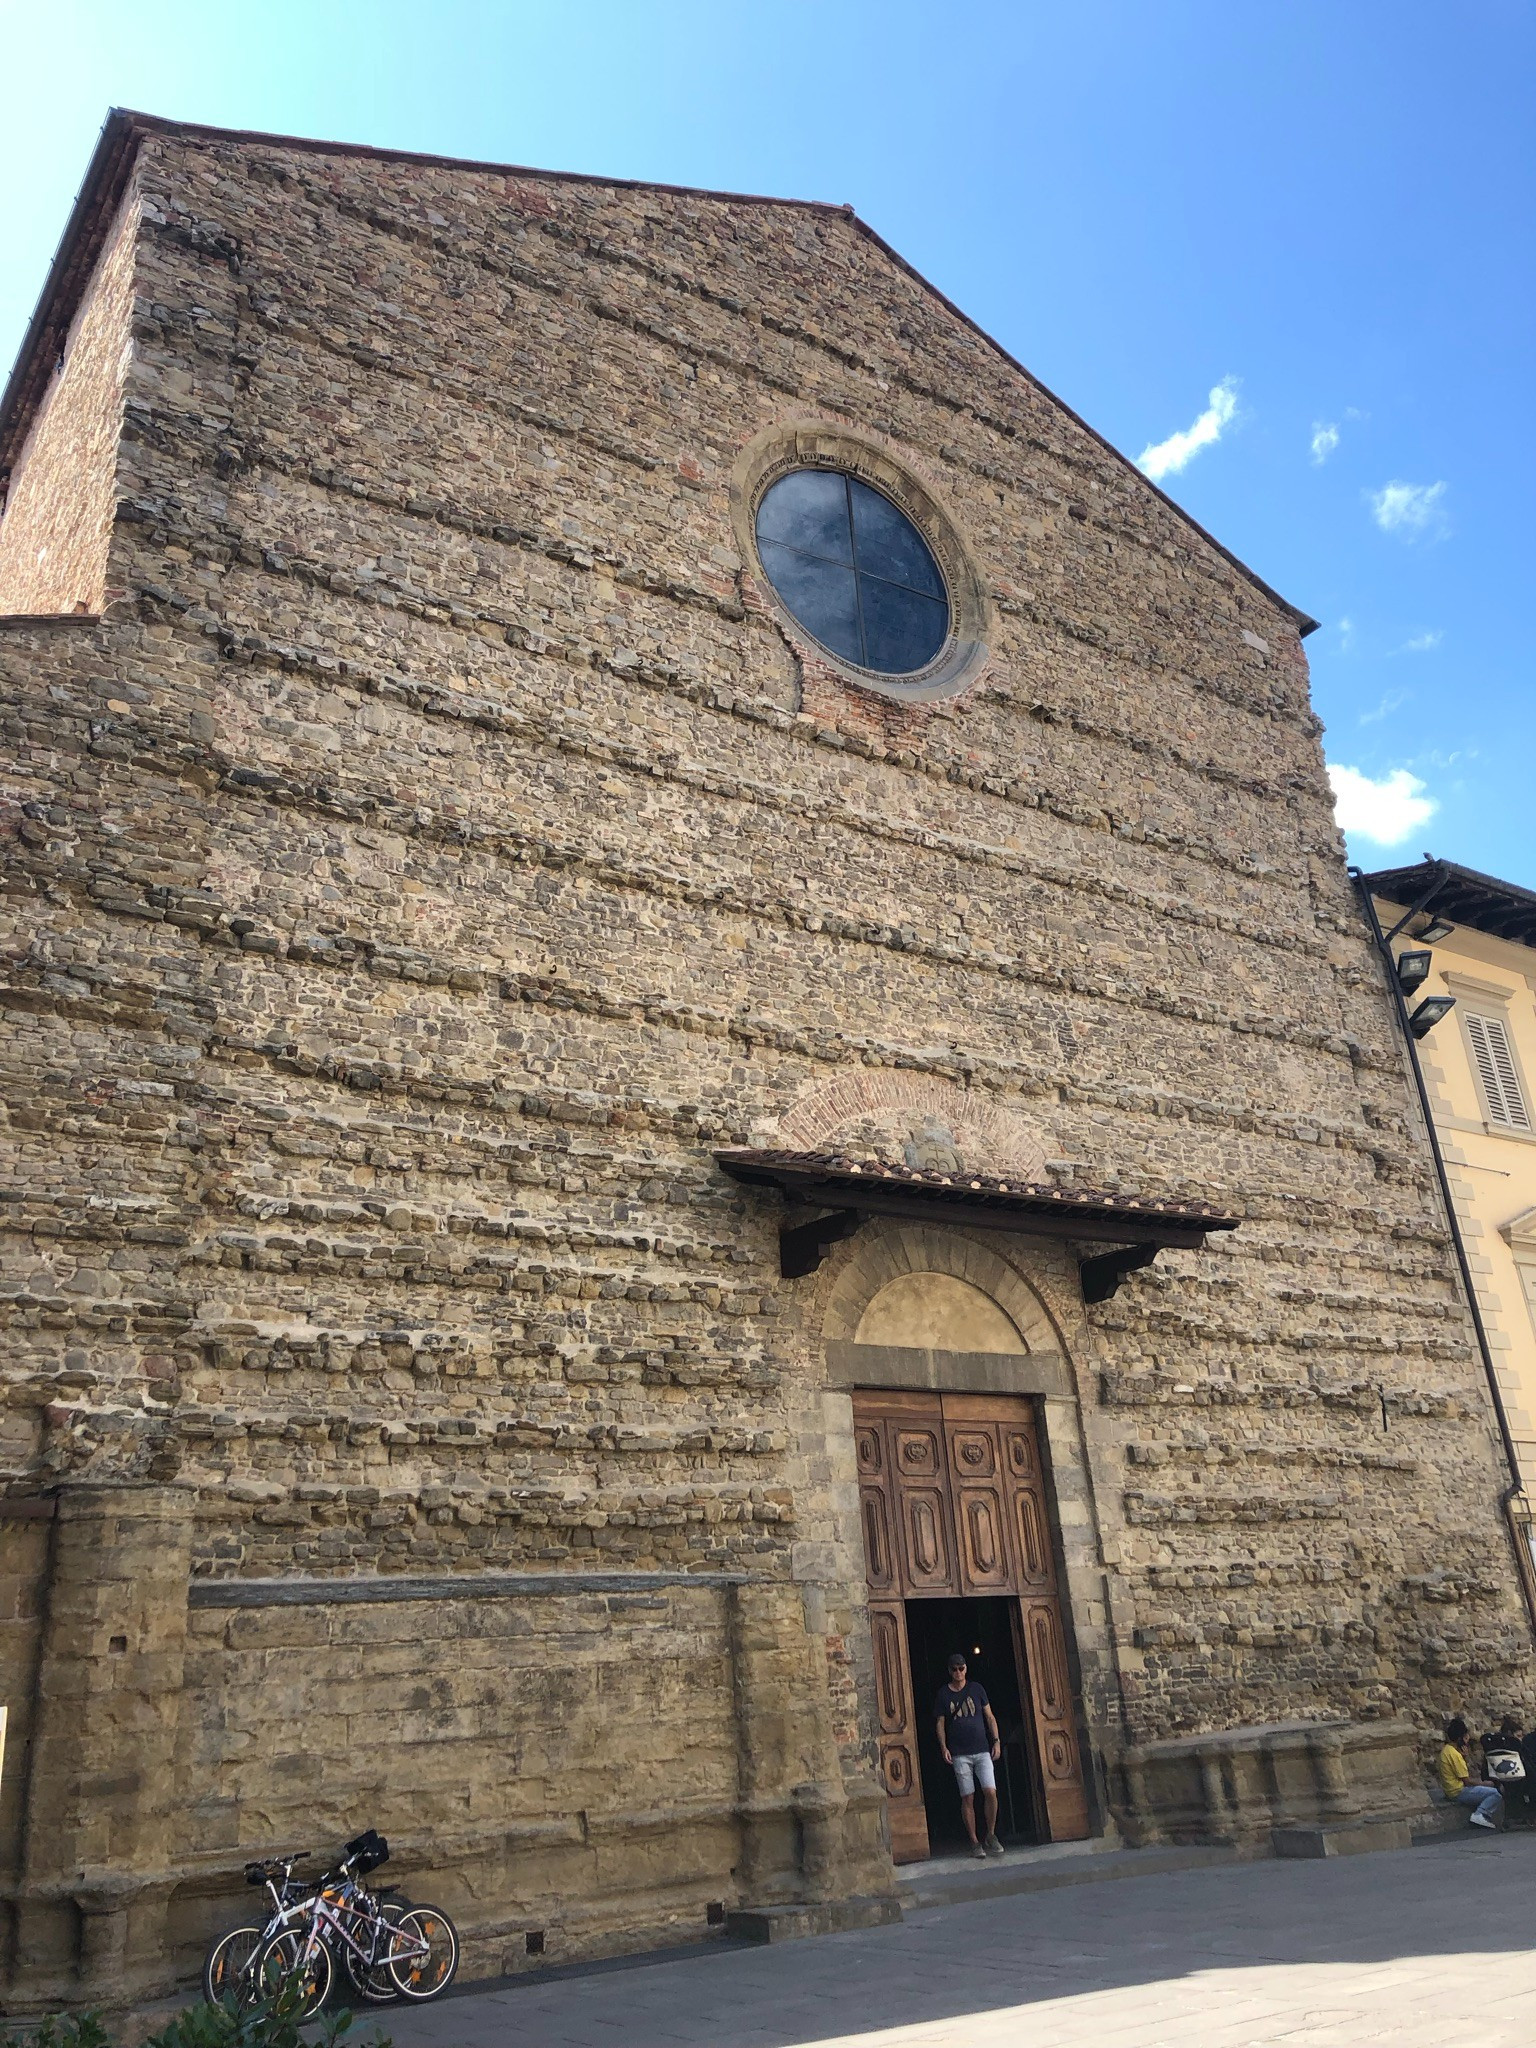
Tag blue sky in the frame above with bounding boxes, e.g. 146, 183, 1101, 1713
2, 0, 1531, 882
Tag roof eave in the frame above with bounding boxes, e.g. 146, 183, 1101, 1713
715, 1147, 1241, 1238
1363, 855, 1536, 950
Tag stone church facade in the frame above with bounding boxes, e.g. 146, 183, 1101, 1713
1, 112, 1530, 2008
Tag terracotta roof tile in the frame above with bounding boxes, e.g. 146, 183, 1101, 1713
715, 1148, 1241, 1229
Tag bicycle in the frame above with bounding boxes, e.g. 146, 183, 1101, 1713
202, 1830, 434, 2012
202, 1851, 315, 2007
256, 1831, 458, 2017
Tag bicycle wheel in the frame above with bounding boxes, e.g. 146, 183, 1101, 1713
203, 1924, 263, 2007
259, 1927, 334, 2018
343, 1899, 411, 2004
386, 1903, 459, 2000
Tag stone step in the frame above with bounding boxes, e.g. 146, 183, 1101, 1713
1412, 1803, 1488, 1843
895, 1838, 1248, 1911
1273, 1817, 1415, 1858
726, 1894, 903, 1943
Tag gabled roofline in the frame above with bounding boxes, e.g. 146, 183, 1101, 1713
837, 217, 1318, 636
0, 110, 142, 481
1, 108, 1317, 635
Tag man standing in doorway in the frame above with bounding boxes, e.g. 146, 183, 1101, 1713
935, 1652, 1004, 1860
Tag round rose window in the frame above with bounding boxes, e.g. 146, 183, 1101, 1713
754, 468, 950, 674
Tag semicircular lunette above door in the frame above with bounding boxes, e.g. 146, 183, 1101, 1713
854, 1271, 1027, 1353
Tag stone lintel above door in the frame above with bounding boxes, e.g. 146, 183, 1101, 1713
826, 1340, 1067, 1397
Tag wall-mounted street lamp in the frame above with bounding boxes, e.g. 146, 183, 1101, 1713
1409, 993, 1456, 1039
1395, 948, 1433, 995
1410, 916, 1455, 945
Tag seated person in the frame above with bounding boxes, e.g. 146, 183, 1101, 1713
1482, 1716, 1530, 1823
1440, 1716, 1502, 1829
1482, 1715, 1523, 1763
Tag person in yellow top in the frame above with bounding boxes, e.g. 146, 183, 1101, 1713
1439, 1716, 1503, 1829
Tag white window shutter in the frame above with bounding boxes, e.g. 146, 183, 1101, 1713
1465, 1012, 1532, 1130
1464, 1013, 1503, 1119
1486, 1015, 1533, 1129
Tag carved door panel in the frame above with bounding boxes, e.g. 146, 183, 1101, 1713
944, 1394, 1090, 1843
1000, 1418, 1053, 1590
855, 1403, 931, 1860
856, 1420, 898, 1597
1017, 1596, 1090, 1840
944, 1416, 1014, 1595
868, 1599, 930, 1862
891, 1420, 958, 1595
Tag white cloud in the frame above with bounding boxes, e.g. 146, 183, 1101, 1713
1369, 480, 1448, 537
1359, 690, 1409, 726
1337, 616, 1355, 651
1137, 378, 1239, 481
1326, 763, 1438, 845
1310, 421, 1340, 464
1400, 629, 1443, 653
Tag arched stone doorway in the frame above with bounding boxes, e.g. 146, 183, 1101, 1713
825, 1228, 1092, 1862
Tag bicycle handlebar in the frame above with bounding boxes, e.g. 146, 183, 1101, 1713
241, 1832, 383, 1890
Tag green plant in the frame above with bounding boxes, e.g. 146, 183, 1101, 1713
0, 2017, 113, 2048
144, 1982, 388, 2048
0, 1973, 389, 2048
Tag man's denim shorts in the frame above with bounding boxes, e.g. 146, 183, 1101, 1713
950, 1749, 995, 1794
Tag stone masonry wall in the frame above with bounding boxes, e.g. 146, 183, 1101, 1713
0, 188, 139, 617
0, 1507, 51, 1933
0, 122, 1531, 1997
167, 1579, 746, 1982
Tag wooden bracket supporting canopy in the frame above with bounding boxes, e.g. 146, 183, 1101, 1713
780, 1208, 864, 1279
1078, 1241, 1162, 1303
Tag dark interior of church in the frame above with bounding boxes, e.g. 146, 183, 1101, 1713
905, 1596, 1042, 1850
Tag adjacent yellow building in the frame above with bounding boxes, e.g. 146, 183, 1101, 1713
1366, 860, 1536, 1538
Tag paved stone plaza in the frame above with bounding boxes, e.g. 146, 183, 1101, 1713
385, 1838, 1535, 2048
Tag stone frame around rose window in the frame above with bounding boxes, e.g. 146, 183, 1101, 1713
730, 422, 993, 705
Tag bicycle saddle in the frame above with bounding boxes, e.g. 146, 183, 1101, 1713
243, 1850, 310, 1884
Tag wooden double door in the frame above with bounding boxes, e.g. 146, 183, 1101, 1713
855, 1390, 1089, 1861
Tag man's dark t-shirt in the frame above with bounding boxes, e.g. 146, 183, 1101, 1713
934, 1681, 991, 1755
